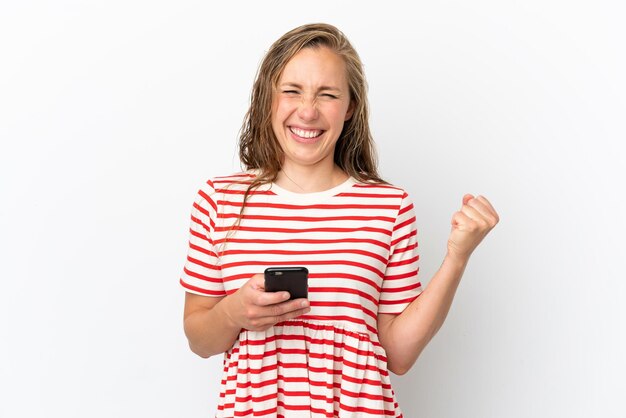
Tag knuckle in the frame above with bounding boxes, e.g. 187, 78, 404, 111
245, 307, 257, 319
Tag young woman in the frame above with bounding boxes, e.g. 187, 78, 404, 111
180, 23, 499, 418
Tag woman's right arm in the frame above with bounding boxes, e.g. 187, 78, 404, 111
183, 274, 311, 358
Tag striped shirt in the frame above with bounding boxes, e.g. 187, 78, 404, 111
181, 171, 421, 417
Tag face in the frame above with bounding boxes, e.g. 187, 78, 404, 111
271, 46, 354, 171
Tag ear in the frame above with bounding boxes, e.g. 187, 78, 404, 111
344, 100, 355, 121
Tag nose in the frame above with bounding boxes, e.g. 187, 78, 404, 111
297, 95, 319, 121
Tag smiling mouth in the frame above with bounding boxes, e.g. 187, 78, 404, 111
289, 126, 324, 139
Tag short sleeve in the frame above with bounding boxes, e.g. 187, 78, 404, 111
378, 191, 422, 314
179, 180, 226, 297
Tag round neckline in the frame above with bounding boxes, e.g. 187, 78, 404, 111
268, 176, 356, 203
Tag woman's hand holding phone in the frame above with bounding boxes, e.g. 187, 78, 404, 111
223, 274, 310, 332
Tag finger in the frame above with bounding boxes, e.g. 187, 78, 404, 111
276, 306, 311, 323
451, 210, 472, 227
466, 198, 495, 221
244, 275, 290, 306
460, 204, 485, 223
271, 300, 311, 324
475, 195, 500, 221
256, 289, 291, 306
462, 194, 474, 207
270, 298, 310, 318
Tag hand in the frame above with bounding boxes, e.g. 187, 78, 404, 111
447, 194, 499, 262
223, 274, 311, 332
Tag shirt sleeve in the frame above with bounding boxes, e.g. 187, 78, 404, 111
378, 191, 422, 314
179, 179, 226, 297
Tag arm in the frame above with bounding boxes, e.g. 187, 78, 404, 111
378, 194, 499, 375
183, 274, 311, 358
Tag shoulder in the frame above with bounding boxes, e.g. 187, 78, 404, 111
350, 179, 412, 200
196, 171, 258, 198
350, 180, 416, 222
192, 170, 258, 210
210, 171, 258, 193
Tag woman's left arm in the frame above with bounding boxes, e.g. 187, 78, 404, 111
378, 194, 499, 375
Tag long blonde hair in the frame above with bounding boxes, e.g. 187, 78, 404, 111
229, 23, 385, 237
240, 22, 384, 182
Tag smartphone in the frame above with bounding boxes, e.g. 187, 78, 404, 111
264, 267, 309, 300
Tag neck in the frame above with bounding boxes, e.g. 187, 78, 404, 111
275, 162, 348, 193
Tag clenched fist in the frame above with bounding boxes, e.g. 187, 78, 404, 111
447, 194, 499, 262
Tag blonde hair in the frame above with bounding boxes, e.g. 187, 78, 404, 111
239, 22, 385, 185
227, 23, 385, 240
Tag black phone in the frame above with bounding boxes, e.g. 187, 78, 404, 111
264, 267, 309, 300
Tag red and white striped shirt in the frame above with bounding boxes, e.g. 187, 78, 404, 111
181, 171, 421, 417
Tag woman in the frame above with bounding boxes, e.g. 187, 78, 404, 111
181, 23, 499, 417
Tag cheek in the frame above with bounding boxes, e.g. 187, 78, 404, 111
274, 98, 295, 119
328, 106, 350, 126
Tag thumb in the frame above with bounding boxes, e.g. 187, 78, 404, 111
248, 273, 266, 291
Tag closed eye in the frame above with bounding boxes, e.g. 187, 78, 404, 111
321, 93, 338, 99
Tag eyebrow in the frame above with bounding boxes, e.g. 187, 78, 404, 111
279, 82, 342, 92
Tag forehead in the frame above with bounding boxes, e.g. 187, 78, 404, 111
278, 46, 348, 88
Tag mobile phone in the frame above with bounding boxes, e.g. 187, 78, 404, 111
264, 267, 309, 300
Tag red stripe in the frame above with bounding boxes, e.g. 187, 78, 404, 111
213, 237, 390, 250
392, 242, 418, 254
392, 216, 416, 232
188, 228, 209, 242
213, 173, 255, 181
379, 296, 418, 305
237, 321, 384, 351
387, 255, 419, 268
179, 279, 225, 296
336, 192, 403, 199
224, 366, 392, 392
381, 282, 422, 293
221, 259, 385, 278
339, 403, 396, 416
215, 188, 274, 195
384, 269, 419, 281
233, 406, 277, 416
231, 359, 387, 381
391, 229, 417, 247
312, 273, 382, 293
353, 183, 401, 191
182, 266, 222, 282
310, 286, 379, 305
226, 391, 396, 416
229, 373, 392, 392
398, 201, 413, 216
219, 248, 388, 264
186, 255, 220, 270
218, 200, 400, 210
196, 191, 217, 212
219, 277, 393, 294
190, 213, 210, 233
214, 225, 393, 236
217, 212, 395, 223
311, 301, 377, 320
188, 242, 217, 258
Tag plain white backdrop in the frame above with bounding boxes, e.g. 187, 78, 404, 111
1, 1, 624, 417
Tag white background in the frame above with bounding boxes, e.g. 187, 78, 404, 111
1, 1, 624, 417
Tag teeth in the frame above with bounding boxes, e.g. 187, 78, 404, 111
290, 127, 322, 139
